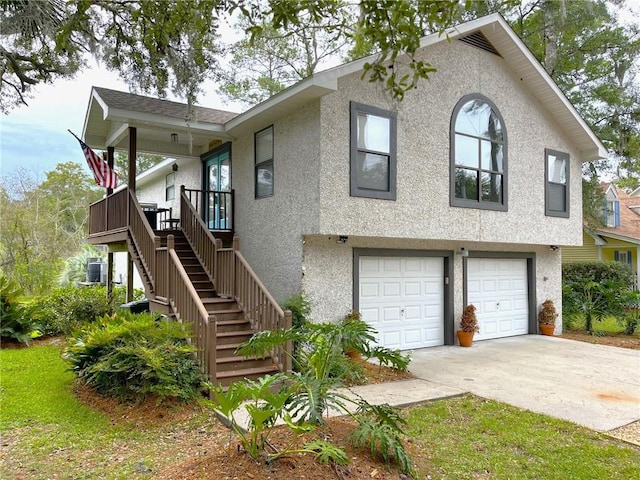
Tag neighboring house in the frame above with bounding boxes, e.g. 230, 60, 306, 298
563, 184, 640, 286
83, 14, 606, 383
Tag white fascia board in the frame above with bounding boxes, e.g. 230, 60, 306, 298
585, 230, 607, 246
105, 122, 130, 148
107, 108, 230, 138
597, 230, 640, 245
224, 75, 339, 132
81, 88, 109, 141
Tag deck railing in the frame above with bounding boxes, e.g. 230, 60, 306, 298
183, 187, 234, 232
89, 188, 128, 235
128, 190, 160, 291
166, 235, 217, 381
180, 187, 218, 290
88, 186, 291, 378
218, 238, 292, 373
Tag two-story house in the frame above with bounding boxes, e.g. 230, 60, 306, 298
562, 184, 640, 287
83, 14, 606, 385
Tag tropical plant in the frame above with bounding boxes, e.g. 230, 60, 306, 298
0, 274, 39, 344
562, 279, 627, 334
620, 289, 640, 335
459, 304, 479, 333
62, 311, 203, 402
221, 312, 416, 474
350, 401, 417, 477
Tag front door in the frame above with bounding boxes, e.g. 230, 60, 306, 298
204, 148, 231, 229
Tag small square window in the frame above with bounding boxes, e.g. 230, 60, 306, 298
165, 172, 175, 201
350, 102, 396, 200
255, 126, 274, 198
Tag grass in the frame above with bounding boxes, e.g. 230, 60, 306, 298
406, 395, 640, 480
0, 344, 108, 432
0, 343, 217, 479
2, 344, 638, 479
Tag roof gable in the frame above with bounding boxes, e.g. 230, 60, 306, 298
82, 14, 606, 162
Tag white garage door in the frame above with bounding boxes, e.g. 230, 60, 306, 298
467, 258, 529, 341
359, 256, 444, 350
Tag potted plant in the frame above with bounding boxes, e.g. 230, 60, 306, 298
340, 311, 376, 359
457, 304, 479, 347
538, 299, 557, 336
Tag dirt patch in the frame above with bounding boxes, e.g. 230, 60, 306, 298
155, 416, 409, 480
559, 330, 640, 350
608, 420, 640, 446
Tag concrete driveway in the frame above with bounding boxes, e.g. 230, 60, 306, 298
406, 335, 640, 432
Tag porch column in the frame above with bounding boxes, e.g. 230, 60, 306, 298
633, 246, 640, 290
127, 127, 137, 302
106, 146, 115, 301
128, 127, 137, 192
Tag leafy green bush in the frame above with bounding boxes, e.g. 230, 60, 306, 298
62, 311, 203, 402
0, 274, 40, 344
33, 285, 140, 335
562, 262, 634, 287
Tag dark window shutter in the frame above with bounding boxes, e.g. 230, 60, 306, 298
628, 251, 633, 265
614, 201, 621, 227
614, 250, 620, 261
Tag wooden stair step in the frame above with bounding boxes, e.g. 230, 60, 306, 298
217, 318, 251, 331
216, 355, 275, 371
216, 365, 280, 385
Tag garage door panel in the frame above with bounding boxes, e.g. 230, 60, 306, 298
359, 256, 444, 350
382, 281, 401, 297
360, 282, 380, 298
468, 258, 529, 341
404, 281, 421, 296
382, 306, 401, 322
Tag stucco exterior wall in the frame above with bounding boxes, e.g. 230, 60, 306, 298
301, 236, 562, 334
136, 157, 201, 219
317, 39, 583, 247
231, 101, 322, 302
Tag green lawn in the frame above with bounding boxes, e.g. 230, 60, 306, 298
2, 344, 638, 479
406, 395, 640, 480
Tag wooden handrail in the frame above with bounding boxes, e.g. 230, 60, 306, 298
180, 186, 218, 289
127, 189, 160, 293
167, 235, 217, 381
223, 239, 291, 372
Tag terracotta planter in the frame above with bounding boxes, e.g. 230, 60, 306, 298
539, 324, 555, 336
345, 347, 362, 360
457, 330, 475, 347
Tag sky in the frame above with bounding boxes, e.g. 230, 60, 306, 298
1, 3, 637, 183
0, 60, 242, 182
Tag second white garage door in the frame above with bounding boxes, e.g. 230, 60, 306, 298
359, 256, 444, 350
467, 257, 529, 341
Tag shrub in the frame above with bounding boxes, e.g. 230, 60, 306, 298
0, 274, 40, 344
62, 311, 203, 402
33, 285, 140, 336
562, 262, 634, 287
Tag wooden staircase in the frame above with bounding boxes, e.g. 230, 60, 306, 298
155, 230, 279, 387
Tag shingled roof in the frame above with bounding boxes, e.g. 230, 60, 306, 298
93, 87, 239, 125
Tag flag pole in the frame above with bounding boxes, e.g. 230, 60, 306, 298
68, 129, 83, 142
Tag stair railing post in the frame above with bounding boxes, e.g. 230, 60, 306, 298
232, 236, 240, 301
167, 234, 174, 307
215, 238, 222, 293
284, 310, 293, 373
207, 314, 217, 387
154, 236, 161, 299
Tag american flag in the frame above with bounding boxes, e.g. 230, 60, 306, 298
69, 131, 118, 189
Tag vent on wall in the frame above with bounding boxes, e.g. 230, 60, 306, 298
458, 31, 501, 57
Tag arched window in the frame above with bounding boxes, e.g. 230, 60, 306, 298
450, 94, 507, 211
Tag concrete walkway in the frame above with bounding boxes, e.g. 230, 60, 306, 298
361, 335, 640, 432
221, 336, 640, 433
